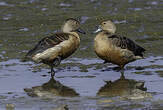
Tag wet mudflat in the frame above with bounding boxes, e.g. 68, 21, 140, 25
0, 0, 163, 110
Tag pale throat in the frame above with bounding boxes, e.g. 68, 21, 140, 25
106, 24, 116, 34
109, 29, 116, 34
107, 27, 116, 34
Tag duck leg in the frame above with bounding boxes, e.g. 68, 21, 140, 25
120, 69, 125, 79
51, 66, 55, 77
50, 56, 61, 77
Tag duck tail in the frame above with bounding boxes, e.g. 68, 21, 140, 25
20, 50, 34, 62
135, 45, 146, 58
20, 55, 31, 62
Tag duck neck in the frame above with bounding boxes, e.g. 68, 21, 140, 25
61, 25, 79, 38
103, 30, 114, 35
69, 32, 80, 39
106, 29, 116, 34
106, 24, 116, 34
62, 23, 75, 33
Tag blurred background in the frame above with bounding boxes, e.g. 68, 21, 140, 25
0, 0, 163, 110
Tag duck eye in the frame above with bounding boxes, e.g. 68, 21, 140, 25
103, 22, 106, 25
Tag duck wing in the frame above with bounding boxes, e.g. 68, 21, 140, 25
26, 33, 69, 58
108, 34, 146, 57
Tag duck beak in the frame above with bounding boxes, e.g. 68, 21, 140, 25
76, 28, 86, 34
93, 26, 102, 33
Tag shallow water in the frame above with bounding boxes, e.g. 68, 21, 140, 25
0, 0, 163, 110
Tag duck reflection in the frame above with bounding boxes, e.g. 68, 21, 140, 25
24, 77, 79, 97
97, 73, 151, 99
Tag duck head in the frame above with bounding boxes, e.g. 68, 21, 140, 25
94, 20, 116, 34
62, 18, 86, 34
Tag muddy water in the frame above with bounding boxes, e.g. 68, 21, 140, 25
0, 0, 163, 110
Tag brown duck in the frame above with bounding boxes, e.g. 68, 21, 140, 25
25, 18, 85, 77
94, 20, 145, 69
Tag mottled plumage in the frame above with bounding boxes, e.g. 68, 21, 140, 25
108, 34, 145, 57
25, 18, 85, 77
26, 33, 70, 59
94, 20, 145, 69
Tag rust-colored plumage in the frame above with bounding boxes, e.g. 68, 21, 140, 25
94, 20, 145, 69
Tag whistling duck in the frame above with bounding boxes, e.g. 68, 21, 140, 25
94, 20, 145, 69
26, 18, 85, 77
